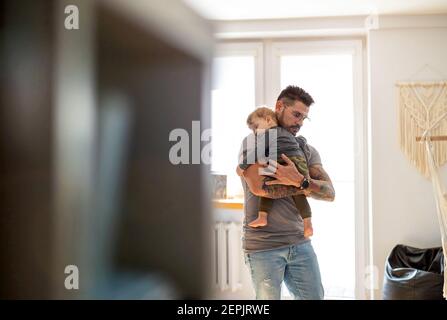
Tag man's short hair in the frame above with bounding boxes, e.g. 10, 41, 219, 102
277, 85, 314, 107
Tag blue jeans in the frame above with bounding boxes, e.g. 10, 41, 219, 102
244, 241, 324, 300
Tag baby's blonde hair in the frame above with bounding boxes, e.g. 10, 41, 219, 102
246, 107, 277, 131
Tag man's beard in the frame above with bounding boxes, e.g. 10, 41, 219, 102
278, 111, 300, 135
288, 125, 301, 136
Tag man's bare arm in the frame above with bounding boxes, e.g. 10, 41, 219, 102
308, 164, 335, 201
242, 155, 335, 201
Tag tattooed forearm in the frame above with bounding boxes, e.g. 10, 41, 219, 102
262, 183, 305, 199
308, 180, 335, 201
308, 165, 335, 201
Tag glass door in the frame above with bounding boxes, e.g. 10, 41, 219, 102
268, 40, 367, 299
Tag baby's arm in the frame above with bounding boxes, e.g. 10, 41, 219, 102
291, 156, 310, 178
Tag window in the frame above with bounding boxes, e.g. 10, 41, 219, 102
211, 43, 263, 199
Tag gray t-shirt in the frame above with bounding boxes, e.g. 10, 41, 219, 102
240, 136, 322, 252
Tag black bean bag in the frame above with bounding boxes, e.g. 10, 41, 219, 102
383, 244, 444, 299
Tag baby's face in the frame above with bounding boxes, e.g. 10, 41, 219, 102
252, 116, 277, 133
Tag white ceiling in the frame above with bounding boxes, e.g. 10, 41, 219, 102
182, 0, 447, 20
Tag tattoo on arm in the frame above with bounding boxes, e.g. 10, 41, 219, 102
308, 165, 335, 201
262, 183, 304, 199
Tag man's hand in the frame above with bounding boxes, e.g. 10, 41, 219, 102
264, 154, 304, 188
262, 154, 335, 202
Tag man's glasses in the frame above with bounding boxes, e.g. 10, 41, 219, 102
280, 100, 310, 121
293, 111, 310, 122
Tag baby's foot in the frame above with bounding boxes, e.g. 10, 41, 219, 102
248, 211, 268, 228
303, 218, 313, 238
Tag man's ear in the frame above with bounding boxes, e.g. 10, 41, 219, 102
275, 100, 282, 112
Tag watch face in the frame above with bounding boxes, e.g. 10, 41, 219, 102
301, 179, 310, 189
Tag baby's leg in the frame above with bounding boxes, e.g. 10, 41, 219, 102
248, 197, 273, 228
292, 195, 313, 238
289, 156, 309, 178
303, 218, 313, 238
288, 156, 313, 237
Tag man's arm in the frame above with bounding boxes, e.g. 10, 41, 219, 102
239, 162, 306, 199
307, 164, 335, 201
263, 154, 335, 201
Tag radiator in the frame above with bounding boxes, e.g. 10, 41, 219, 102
212, 222, 243, 292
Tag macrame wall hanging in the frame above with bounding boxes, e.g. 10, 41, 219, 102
397, 78, 447, 299
396, 81, 447, 178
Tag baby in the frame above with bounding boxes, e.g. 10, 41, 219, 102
237, 107, 313, 238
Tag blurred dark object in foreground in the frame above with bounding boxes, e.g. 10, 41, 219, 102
0, 0, 213, 299
383, 244, 444, 300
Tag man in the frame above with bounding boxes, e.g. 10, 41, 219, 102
239, 85, 335, 300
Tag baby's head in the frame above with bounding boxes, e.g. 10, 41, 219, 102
246, 107, 278, 133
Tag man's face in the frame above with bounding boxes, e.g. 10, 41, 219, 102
275, 100, 310, 136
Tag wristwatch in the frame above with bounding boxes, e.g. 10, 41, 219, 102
299, 177, 310, 190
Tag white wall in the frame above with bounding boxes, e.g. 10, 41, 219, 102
368, 19, 447, 299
